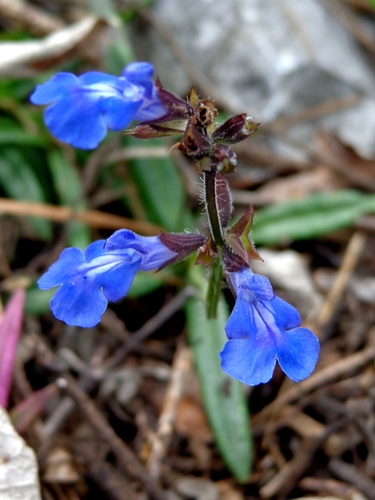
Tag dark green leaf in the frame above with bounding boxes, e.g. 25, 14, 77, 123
126, 272, 164, 298
25, 286, 54, 315
205, 255, 223, 319
125, 137, 193, 231
84, 0, 134, 73
252, 190, 375, 245
0, 117, 47, 147
0, 147, 52, 240
47, 150, 91, 249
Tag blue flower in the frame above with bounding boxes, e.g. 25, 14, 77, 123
220, 268, 319, 386
38, 229, 176, 328
30, 62, 166, 149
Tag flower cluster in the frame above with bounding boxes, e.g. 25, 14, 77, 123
220, 268, 319, 385
33, 62, 319, 386
30, 62, 166, 149
38, 229, 205, 328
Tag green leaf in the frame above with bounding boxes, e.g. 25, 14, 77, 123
84, 0, 134, 73
252, 190, 375, 245
0, 147, 52, 240
126, 272, 164, 298
25, 286, 54, 315
368, 0, 375, 10
186, 267, 252, 482
0, 117, 46, 147
47, 150, 91, 249
125, 137, 193, 231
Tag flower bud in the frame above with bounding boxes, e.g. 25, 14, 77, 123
212, 114, 259, 145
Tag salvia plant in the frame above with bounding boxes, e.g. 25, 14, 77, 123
31, 61, 320, 386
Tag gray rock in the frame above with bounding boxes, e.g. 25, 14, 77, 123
134, 0, 375, 157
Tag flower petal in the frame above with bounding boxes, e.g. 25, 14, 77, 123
122, 62, 154, 85
30, 73, 78, 104
104, 229, 176, 271
31, 63, 166, 149
50, 275, 108, 328
276, 326, 320, 382
265, 296, 301, 330
101, 257, 141, 302
225, 292, 256, 339
37, 247, 84, 289
83, 240, 106, 261
100, 95, 141, 131
44, 92, 108, 149
222, 268, 320, 386
220, 333, 277, 386
247, 274, 274, 301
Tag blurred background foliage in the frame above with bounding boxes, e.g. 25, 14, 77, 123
3, 0, 375, 492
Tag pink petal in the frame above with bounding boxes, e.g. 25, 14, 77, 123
0, 289, 26, 408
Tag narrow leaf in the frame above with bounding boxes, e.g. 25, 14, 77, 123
25, 286, 54, 315
47, 150, 90, 249
0, 289, 25, 408
252, 190, 375, 245
10, 383, 59, 434
186, 268, 252, 481
0, 147, 52, 240
125, 137, 194, 232
84, 0, 134, 73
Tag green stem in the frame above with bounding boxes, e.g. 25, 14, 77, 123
206, 251, 223, 318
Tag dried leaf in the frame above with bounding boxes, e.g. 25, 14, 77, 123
315, 130, 375, 190
0, 16, 104, 75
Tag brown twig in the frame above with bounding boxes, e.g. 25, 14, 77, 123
252, 342, 375, 428
329, 458, 375, 500
314, 231, 367, 332
63, 373, 166, 500
299, 476, 367, 499
147, 343, 192, 478
101, 286, 195, 372
42, 288, 193, 436
319, 0, 375, 56
73, 442, 139, 500
259, 437, 322, 498
256, 230, 367, 436
0, 0, 64, 36
263, 94, 359, 133
0, 197, 162, 234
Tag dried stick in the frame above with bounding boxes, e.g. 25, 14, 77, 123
315, 231, 367, 331
101, 286, 195, 372
64, 373, 166, 500
73, 442, 139, 500
252, 343, 375, 428
259, 437, 321, 498
43, 287, 193, 436
329, 458, 375, 500
147, 344, 192, 478
0, 198, 161, 234
255, 231, 367, 429
0, 0, 64, 36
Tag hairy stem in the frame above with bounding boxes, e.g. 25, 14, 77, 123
204, 169, 224, 246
